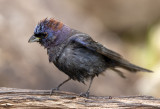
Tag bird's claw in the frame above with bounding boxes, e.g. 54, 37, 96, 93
50, 87, 59, 96
80, 92, 90, 98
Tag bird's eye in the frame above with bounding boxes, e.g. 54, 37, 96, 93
34, 32, 48, 38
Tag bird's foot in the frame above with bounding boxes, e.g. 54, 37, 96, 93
80, 92, 90, 98
50, 87, 59, 96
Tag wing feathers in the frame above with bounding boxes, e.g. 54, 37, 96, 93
71, 34, 152, 73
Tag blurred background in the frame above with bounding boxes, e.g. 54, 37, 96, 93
0, 0, 160, 97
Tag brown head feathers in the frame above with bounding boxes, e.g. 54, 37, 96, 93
39, 18, 64, 31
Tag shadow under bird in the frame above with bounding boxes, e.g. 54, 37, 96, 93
28, 18, 152, 97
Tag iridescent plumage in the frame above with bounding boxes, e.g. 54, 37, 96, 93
28, 18, 152, 97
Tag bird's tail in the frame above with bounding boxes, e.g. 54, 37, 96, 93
118, 59, 152, 73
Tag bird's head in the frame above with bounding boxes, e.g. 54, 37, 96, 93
28, 18, 70, 48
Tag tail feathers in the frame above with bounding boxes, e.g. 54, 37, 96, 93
111, 68, 126, 78
118, 60, 153, 73
111, 58, 152, 78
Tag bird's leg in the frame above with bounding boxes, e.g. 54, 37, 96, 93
50, 78, 71, 95
80, 76, 94, 98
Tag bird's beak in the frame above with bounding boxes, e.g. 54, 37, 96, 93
28, 35, 40, 43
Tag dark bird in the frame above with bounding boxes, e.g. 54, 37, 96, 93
28, 18, 152, 97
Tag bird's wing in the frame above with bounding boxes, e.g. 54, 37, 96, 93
70, 34, 122, 61
69, 33, 152, 73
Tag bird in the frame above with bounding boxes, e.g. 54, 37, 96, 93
28, 18, 152, 98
